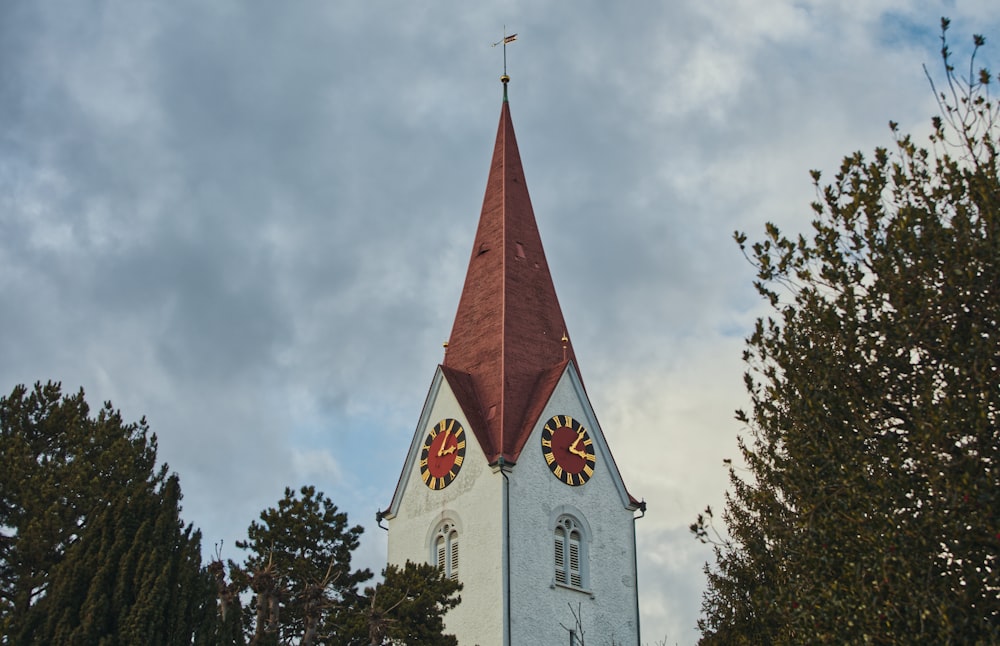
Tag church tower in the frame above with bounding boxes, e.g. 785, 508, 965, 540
383, 77, 644, 646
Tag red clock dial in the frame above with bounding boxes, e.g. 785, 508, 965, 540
420, 419, 466, 490
541, 415, 596, 486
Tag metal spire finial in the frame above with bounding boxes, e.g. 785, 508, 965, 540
492, 28, 517, 91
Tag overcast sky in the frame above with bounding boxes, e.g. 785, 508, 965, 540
2, 1, 998, 643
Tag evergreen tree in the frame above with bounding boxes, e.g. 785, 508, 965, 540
694, 21, 1000, 644
226, 486, 372, 645
207, 556, 247, 646
214, 490, 463, 646
337, 561, 462, 646
0, 381, 216, 644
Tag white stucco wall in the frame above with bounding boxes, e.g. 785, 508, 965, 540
507, 368, 640, 646
386, 369, 505, 646
387, 366, 639, 646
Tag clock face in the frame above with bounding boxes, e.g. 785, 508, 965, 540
541, 415, 596, 486
420, 418, 466, 490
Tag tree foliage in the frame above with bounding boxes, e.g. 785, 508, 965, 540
221, 486, 372, 645
1, 382, 464, 645
695, 21, 1000, 644
0, 381, 216, 644
212, 488, 463, 646
340, 561, 462, 646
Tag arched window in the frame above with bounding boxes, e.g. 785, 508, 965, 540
433, 521, 459, 582
554, 515, 586, 589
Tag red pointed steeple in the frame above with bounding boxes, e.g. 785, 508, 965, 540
442, 84, 579, 465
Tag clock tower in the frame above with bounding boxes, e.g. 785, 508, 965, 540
382, 78, 644, 646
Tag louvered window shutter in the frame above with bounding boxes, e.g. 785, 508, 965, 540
554, 526, 567, 584
569, 531, 582, 588
449, 533, 459, 581
437, 536, 446, 571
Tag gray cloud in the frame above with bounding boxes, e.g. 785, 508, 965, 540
2, 2, 997, 643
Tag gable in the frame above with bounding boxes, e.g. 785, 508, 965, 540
385, 361, 640, 517
524, 362, 640, 511
384, 366, 494, 519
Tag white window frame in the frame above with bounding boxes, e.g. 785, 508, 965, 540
432, 520, 459, 582
554, 514, 589, 592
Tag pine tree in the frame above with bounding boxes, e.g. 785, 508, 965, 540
0, 381, 216, 644
695, 21, 1000, 644
216, 490, 463, 645
338, 561, 461, 646
226, 486, 372, 646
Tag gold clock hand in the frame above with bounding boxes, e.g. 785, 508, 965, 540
568, 431, 587, 458
436, 429, 451, 457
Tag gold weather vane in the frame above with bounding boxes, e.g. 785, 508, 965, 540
491, 29, 517, 81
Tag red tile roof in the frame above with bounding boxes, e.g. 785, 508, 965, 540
442, 92, 580, 465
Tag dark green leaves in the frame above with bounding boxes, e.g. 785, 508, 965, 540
351, 561, 462, 646
697, 23, 1000, 645
224, 486, 372, 646
0, 382, 215, 645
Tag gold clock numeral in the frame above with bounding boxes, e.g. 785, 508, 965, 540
541, 414, 596, 486
420, 419, 468, 490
